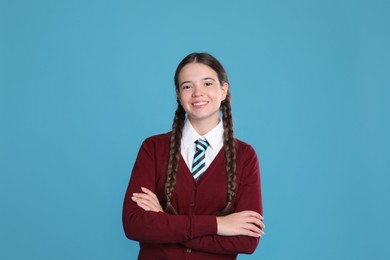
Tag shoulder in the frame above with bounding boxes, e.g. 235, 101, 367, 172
136, 132, 171, 159
234, 138, 257, 155
234, 138, 261, 180
234, 138, 260, 167
142, 132, 170, 148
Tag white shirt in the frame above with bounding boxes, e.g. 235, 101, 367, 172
181, 119, 224, 172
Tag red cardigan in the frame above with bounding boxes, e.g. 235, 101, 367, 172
122, 133, 263, 259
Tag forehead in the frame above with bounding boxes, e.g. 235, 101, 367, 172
178, 63, 218, 83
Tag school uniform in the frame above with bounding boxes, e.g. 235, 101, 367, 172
122, 120, 263, 259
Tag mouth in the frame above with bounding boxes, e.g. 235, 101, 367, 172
192, 101, 209, 107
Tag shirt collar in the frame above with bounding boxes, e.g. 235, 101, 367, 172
182, 119, 224, 150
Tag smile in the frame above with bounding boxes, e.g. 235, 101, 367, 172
192, 101, 209, 107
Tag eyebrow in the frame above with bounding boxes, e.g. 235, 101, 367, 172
202, 77, 216, 82
179, 77, 216, 87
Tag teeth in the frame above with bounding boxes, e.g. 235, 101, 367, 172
193, 102, 208, 106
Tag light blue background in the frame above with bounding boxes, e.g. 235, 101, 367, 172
1, 0, 389, 259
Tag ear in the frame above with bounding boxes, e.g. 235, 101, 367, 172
176, 90, 181, 103
221, 82, 229, 101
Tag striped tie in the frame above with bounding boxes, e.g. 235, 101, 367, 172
192, 139, 209, 180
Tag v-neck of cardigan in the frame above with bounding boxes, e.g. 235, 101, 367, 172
180, 147, 225, 185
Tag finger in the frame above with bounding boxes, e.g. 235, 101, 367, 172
133, 193, 153, 201
242, 223, 264, 236
247, 216, 265, 229
138, 201, 153, 211
132, 198, 151, 211
241, 214, 265, 229
132, 195, 153, 208
242, 210, 264, 221
259, 221, 266, 229
136, 199, 160, 212
247, 230, 263, 237
136, 190, 160, 205
243, 223, 263, 234
135, 194, 163, 212
134, 192, 163, 212
240, 228, 262, 238
133, 193, 159, 206
132, 194, 162, 212
137, 197, 160, 210
141, 187, 158, 200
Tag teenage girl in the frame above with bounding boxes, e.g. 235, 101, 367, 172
123, 52, 264, 259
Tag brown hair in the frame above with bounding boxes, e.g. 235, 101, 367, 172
165, 53, 236, 216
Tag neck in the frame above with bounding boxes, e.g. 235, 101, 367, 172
189, 117, 220, 136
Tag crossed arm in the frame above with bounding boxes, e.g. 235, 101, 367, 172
132, 187, 265, 238
123, 138, 264, 254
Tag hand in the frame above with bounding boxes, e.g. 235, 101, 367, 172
131, 187, 164, 212
216, 211, 265, 237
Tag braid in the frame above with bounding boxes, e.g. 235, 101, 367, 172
219, 91, 236, 216
164, 102, 185, 214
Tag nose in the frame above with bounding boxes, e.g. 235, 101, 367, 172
192, 85, 203, 97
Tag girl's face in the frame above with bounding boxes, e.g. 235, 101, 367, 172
177, 62, 228, 129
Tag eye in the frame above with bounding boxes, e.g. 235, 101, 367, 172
204, 81, 213, 87
181, 85, 191, 90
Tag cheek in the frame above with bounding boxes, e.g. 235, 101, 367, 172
177, 90, 184, 100
216, 90, 224, 101
178, 92, 190, 105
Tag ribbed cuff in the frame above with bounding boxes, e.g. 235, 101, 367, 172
191, 215, 217, 238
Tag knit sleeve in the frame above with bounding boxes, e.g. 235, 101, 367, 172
181, 144, 263, 254
122, 137, 218, 243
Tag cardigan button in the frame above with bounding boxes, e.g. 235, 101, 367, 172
186, 249, 191, 253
